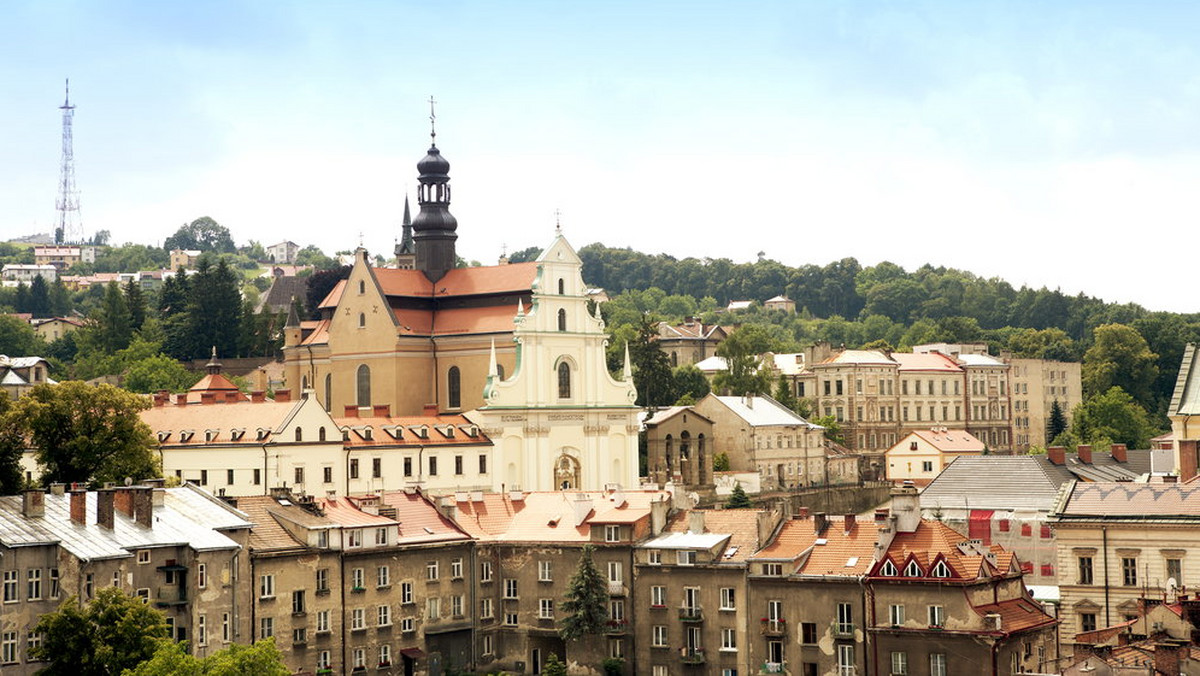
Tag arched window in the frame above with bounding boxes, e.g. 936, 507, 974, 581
295, 427, 303, 442
356, 364, 371, 407
358, 313, 366, 328
665, 435, 674, 471
557, 308, 567, 332
448, 366, 461, 408
558, 278, 565, 295
318, 427, 326, 442
358, 280, 366, 294
670, 351, 678, 367
324, 374, 332, 412
301, 375, 309, 391
557, 362, 571, 399
679, 431, 691, 459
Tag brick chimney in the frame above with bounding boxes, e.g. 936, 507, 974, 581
274, 389, 291, 403
1077, 444, 1093, 464
343, 405, 359, 419
22, 489, 45, 518
844, 513, 856, 534
813, 512, 828, 535
174, 393, 188, 406
373, 404, 390, 418
423, 403, 439, 416
114, 487, 135, 518
1179, 440, 1199, 483
69, 489, 86, 524
250, 390, 265, 403
688, 510, 705, 534
200, 391, 216, 405
153, 390, 167, 407
1047, 446, 1066, 466
1110, 443, 1127, 463
132, 486, 153, 528
1154, 642, 1186, 676
96, 489, 115, 530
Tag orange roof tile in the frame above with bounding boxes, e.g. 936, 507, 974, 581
318, 495, 397, 527
391, 304, 520, 336
236, 495, 322, 552
301, 318, 331, 346
141, 400, 298, 445
335, 414, 490, 448
374, 263, 538, 298
364, 491, 471, 544
973, 597, 1056, 634
880, 520, 1002, 580
892, 352, 963, 373
909, 429, 985, 454
665, 510, 765, 562
451, 490, 666, 543
752, 515, 878, 576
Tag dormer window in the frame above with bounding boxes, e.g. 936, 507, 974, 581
678, 550, 697, 566
931, 560, 951, 578
383, 426, 402, 440
410, 426, 429, 440
256, 428, 270, 441
880, 560, 898, 576
156, 431, 171, 443
205, 429, 218, 442
904, 560, 923, 577
180, 430, 195, 442
231, 429, 246, 441
762, 562, 783, 576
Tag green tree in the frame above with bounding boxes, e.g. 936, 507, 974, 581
31, 587, 168, 675
712, 452, 730, 472
124, 279, 147, 331
1082, 323, 1158, 404
20, 382, 158, 486
542, 653, 568, 676
1069, 386, 1157, 450
713, 325, 774, 396
629, 315, 675, 407
0, 313, 47, 355
811, 414, 845, 445
671, 364, 710, 404
1046, 400, 1068, 442
125, 638, 290, 676
164, 216, 235, 253
294, 244, 338, 269
158, 268, 190, 317
185, 258, 243, 359
49, 278, 72, 316
725, 483, 752, 508
1007, 327, 1078, 361
94, 281, 134, 353
559, 544, 609, 641
29, 275, 51, 318
123, 354, 200, 394
774, 375, 801, 414
0, 391, 26, 494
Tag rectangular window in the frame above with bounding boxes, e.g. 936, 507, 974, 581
1, 571, 15, 603
27, 569, 41, 600
292, 589, 305, 614
539, 561, 552, 582
928, 605, 945, 627
1081, 612, 1097, 632
427, 561, 439, 581
1078, 557, 1094, 585
294, 467, 303, 484
403, 457, 412, 477
539, 598, 555, 619
323, 466, 333, 484
376, 527, 388, 545
504, 578, 518, 599
2, 631, 17, 664
721, 627, 736, 651
427, 598, 440, 620
318, 651, 331, 669
291, 627, 305, 645
200, 469, 208, 485
222, 613, 229, 642
480, 560, 493, 583
401, 582, 413, 604
605, 525, 620, 542
352, 567, 364, 590
377, 604, 391, 627
316, 568, 329, 592
353, 648, 365, 668
609, 599, 625, 622
504, 612, 518, 626
373, 458, 382, 478
352, 608, 365, 630
678, 550, 697, 566
608, 561, 623, 583
253, 468, 261, 485
837, 644, 855, 676
197, 615, 207, 646
49, 569, 59, 600
137, 550, 150, 564
401, 617, 415, 632
316, 610, 330, 633
452, 594, 464, 617
720, 587, 735, 610
1123, 557, 1138, 586
891, 652, 908, 675
648, 550, 662, 565
1168, 558, 1183, 584
259, 574, 275, 598
451, 558, 463, 579
379, 645, 391, 667
429, 456, 438, 476
347, 529, 362, 548
652, 624, 667, 647
350, 458, 359, 479
480, 598, 493, 619
479, 454, 487, 474
259, 617, 273, 639
836, 602, 853, 633
481, 634, 492, 656
889, 604, 904, 626
455, 455, 463, 475
921, 461, 933, 472
651, 585, 666, 608
197, 563, 207, 589
801, 622, 817, 644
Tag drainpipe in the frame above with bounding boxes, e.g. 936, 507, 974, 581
261, 444, 269, 496
344, 445, 352, 496
1102, 526, 1111, 628
863, 575, 876, 676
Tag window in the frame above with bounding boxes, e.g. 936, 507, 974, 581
762, 562, 782, 575
292, 590, 305, 614
429, 456, 438, 476
318, 651, 331, 669
137, 550, 150, 564
931, 560, 951, 578
927, 605, 946, 628
721, 627, 737, 651
481, 560, 493, 583
259, 574, 275, 598
801, 622, 817, 644
253, 468, 261, 485
378, 604, 391, 627
889, 604, 904, 626
351, 567, 365, 590
316, 568, 329, 592
504, 578, 518, 599
539, 561, 552, 582
400, 582, 413, 604
259, 617, 273, 639
316, 609, 330, 633
451, 594, 464, 617
891, 652, 908, 675
678, 550, 697, 566
84, 573, 93, 599
480, 598, 493, 619
720, 587, 736, 610
352, 607, 365, 630
294, 466, 304, 485
609, 599, 625, 622
504, 611, 518, 626
375, 527, 388, 546
49, 569, 59, 600
427, 597, 441, 620
481, 634, 493, 656
350, 458, 359, 479
27, 569, 41, 600
377, 566, 390, 587
427, 561, 439, 581
558, 308, 567, 331
455, 455, 463, 475
836, 602, 853, 633
930, 653, 946, 676
1078, 556, 1093, 585
557, 361, 571, 398
356, 364, 371, 407
448, 366, 461, 408
323, 466, 333, 484
1167, 557, 1183, 584
652, 624, 667, 647
605, 525, 620, 542
539, 598, 555, 619
479, 454, 487, 474
608, 561, 623, 583
837, 644, 855, 676
401, 616, 415, 632
2, 631, 16, 665
451, 558, 463, 579
921, 461, 933, 472
1081, 612, 1097, 633
403, 457, 412, 477
348, 529, 363, 548
1122, 557, 1138, 586
648, 550, 662, 565
379, 645, 391, 667
353, 648, 366, 669
650, 585, 666, 608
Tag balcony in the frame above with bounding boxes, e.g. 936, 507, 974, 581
604, 619, 629, 635
680, 647, 705, 665
154, 585, 187, 607
607, 581, 628, 597
760, 663, 785, 674
678, 606, 704, 623
761, 618, 787, 637
831, 621, 855, 638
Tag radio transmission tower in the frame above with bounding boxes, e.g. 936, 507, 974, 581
55, 79, 83, 245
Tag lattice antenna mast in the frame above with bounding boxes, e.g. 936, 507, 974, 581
55, 79, 83, 245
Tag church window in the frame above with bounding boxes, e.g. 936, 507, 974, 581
295, 428, 303, 442
358, 280, 365, 295
448, 367, 462, 409
670, 351, 677, 367
356, 365, 371, 407
324, 374, 332, 412
558, 278, 565, 295
557, 362, 571, 399
358, 313, 366, 328
319, 427, 326, 442
558, 308, 567, 332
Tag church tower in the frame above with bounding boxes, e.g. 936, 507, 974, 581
411, 122, 457, 282
394, 195, 416, 269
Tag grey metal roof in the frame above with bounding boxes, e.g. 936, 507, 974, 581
640, 531, 730, 550
0, 487, 249, 562
710, 395, 819, 429
920, 456, 1068, 512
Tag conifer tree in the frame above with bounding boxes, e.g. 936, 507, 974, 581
29, 275, 51, 318
725, 483, 752, 509
1047, 399, 1068, 443
124, 278, 146, 331
95, 281, 133, 353
559, 544, 609, 641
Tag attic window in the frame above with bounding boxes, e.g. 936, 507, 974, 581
359, 427, 373, 441
341, 428, 350, 441
410, 425, 429, 440
204, 429, 219, 442
383, 425, 402, 440
256, 428, 270, 441
156, 431, 171, 443
231, 429, 246, 441
904, 560, 923, 577
881, 560, 898, 576
931, 560, 951, 578
437, 425, 454, 439
179, 430, 195, 443
460, 425, 479, 438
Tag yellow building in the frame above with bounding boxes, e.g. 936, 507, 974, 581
282, 137, 638, 492
884, 428, 984, 485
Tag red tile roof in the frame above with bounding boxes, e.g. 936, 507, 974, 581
450, 490, 667, 543
908, 429, 985, 454
876, 520, 1011, 581
142, 400, 299, 445
664, 510, 764, 562
365, 491, 472, 544
335, 413, 490, 448
973, 596, 1056, 634
318, 495, 397, 527
892, 352, 963, 373
752, 515, 878, 575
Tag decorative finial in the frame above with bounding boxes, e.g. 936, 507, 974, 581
428, 95, 437, 144
554, 209, 562, 236
211, 346, 217, 360
359, 231, 364, 247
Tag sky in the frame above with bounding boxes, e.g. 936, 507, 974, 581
3, 1, 1200, 313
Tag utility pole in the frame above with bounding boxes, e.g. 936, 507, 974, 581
55, 79, 83, 245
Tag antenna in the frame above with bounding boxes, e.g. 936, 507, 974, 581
55, 79, 84, 245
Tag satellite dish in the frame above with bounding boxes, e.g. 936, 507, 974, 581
124, 477, 133, 486
687, 492, 699, 507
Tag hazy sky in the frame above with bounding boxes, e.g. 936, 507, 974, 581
3, 2, 1200, 312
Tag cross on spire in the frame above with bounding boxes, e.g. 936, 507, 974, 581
428, 95, 437, 144
554, 208, 562, 235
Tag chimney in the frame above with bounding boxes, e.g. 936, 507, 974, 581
844, 513, 856, 533
1047, 446, 1066, 466
174, 393, 188, 406
1154, 642, 1186, 676
796, 506, 810, 519
890, 482, 922, 534
152, 487, 166, 508
373, 404, 390, 418
571, 493, 592, 526
688, 510, 705, 534
69, 489, 86, 524
274, 389, 291, 403
96, 489, 115, 530
250, 390, 265, 403
1179, 440, 1199, 483
343, 405, 359, 419
813, 512, 828, 535
436, 495, 457, 522
1164, 475, 1179, 484
875, 508, 890, 524
985, 612, 1002, 632
49, 482, 65, 496
200, 391, 216, 405
22, 489, 45, 518
153, 391, 166, 407
114, 487, 135, 518
1077, 444, 1093, 464
650, 496, 670, 536
1110, 443, 1127, 463
757, 509, 780, 548
132, 486, 153, 528
423, 403, 439, 416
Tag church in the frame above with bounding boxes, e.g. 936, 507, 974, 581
281, 133, 640, 493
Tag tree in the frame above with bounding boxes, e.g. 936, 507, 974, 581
30, 587, 168, 675
94, 281, 134, 353
124, 278, 147, 331
305, 266, 351, 319
628, 315, 675, 407
0, 313, 46, 355
672, 364, 711, 404
29, 275, 51, 318
20, 382, 158, 486
712, 452, 730, 472
774, 374, 801, 414
713, 325, 774, 396
1082, 323, 1158, 405
1068, 386, 1157, 450
542, 653, 568, 676
125, 638, 290, 676
185, 258, 243, 359
164, 216, 235, 253
0, 391, 26, 494
123, 354, 200, 393
559, 544, 609, 641
811, 414, 845, 445
295, 244, 338, 269
725, 483, 752, 508
1047, 399, 1068, 442
507, 246, 543, 263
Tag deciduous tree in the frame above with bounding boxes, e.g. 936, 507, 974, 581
30, 587, 168, 675
125, 638, 290, 676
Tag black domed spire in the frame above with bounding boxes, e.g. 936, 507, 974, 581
412, 97, 458, 282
